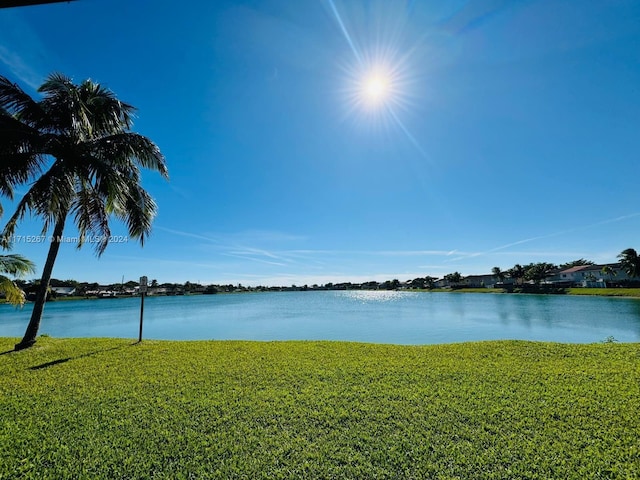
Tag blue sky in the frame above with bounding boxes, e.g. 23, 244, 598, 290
1, 0, 639, 286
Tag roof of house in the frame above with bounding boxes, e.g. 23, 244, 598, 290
582, 263, 619, 271
559, 265, 591, 274
560, 263, 622, 274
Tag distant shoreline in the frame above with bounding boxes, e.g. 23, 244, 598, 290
4, 287, 640, 305
428, 287, 640, 298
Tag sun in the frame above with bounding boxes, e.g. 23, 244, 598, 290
361, 72, 391, 105
363, 74, 390, 102
340, 52, 413, 129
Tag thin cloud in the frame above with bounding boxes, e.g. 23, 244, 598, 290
221, 253, 287, 267
155, 226, 222, 244
439, 0, 525, 35
229, 247, 284, 260
449, 212, 640, 262
107, 254, 223, 270
492, 251, 593, 258
158, 226, 306, 245
0, 11, 58, 90
286, 249, 465, 257
377, 249, 462, 256
167, 184, 192, 200
0, 45, 41, 90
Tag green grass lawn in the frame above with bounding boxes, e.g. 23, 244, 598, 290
567, 288, 640, 297
1, 338, 639, 479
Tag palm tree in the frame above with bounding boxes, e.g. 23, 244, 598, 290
444, 272, 462, 287
424, 276, 436, 290
0, 254, 34, 306
524, 262, 556, 285
491, 266, 505, 284
601, 265, 616, 287
558, 258, 594, 269
507, 264, 525, 285
617, 248, 640, 279
0, 73, 168, 350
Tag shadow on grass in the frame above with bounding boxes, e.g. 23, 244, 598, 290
1, 350, 15, 356
30, 357, 71, 370
28, 343, 135, 371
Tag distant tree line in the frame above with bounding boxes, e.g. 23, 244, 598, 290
486, 250, 640, 287
6, 249, 640, 304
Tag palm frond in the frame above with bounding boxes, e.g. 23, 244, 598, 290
618, 248, 638, 259
39, 74, 137, 140
1, 161, 74, 243
71, 178, 110, 253
112, 179, 157, 248
39, 73, 88, 138
79, 79, 136, 134
92, 133, 168, 178
0, 152, 47, 195
0, 75, 48, 128
0, 254, 35, 276
0, 110, 49, 198
0, 275, 27, 306
618, 248, 640, 278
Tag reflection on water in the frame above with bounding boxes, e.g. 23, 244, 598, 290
1, 291, 640, 344
340, 290, 408, 303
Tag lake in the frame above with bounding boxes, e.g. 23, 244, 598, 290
1, 291, 640, 344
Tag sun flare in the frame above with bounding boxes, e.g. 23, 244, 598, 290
330, 0, 425, 154
342, 58, 412, 130
363, 74, 390, 103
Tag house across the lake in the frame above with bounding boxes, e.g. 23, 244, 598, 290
435, 263, 633, 289
460, 274, 497, 288
549, 263, 630, 287
50, 286, 76, 297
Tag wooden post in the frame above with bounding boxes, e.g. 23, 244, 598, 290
138, 276, 148, 342
138, 292, 145, 342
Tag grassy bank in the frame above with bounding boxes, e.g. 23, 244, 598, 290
414, 288, 507, 294
1, 338, 639, 478
418, 287, 640, 297
444, 288, 507, 294
567, 287, 640, 297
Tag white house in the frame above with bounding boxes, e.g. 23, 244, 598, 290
50, 286, 76, 297
551, 263, 631, 287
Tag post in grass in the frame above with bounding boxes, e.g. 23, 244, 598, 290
138, 276, 148, 342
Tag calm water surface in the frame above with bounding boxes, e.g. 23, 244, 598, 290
1, 291, 640, 344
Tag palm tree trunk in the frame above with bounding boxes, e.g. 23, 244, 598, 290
14, 215, 66, 351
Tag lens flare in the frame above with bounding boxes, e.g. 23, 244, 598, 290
328, 0, 428, 159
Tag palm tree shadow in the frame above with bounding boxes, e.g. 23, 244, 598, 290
27, 343, 135, 371
29, 357, 71, 370
0, 350, 14, 356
